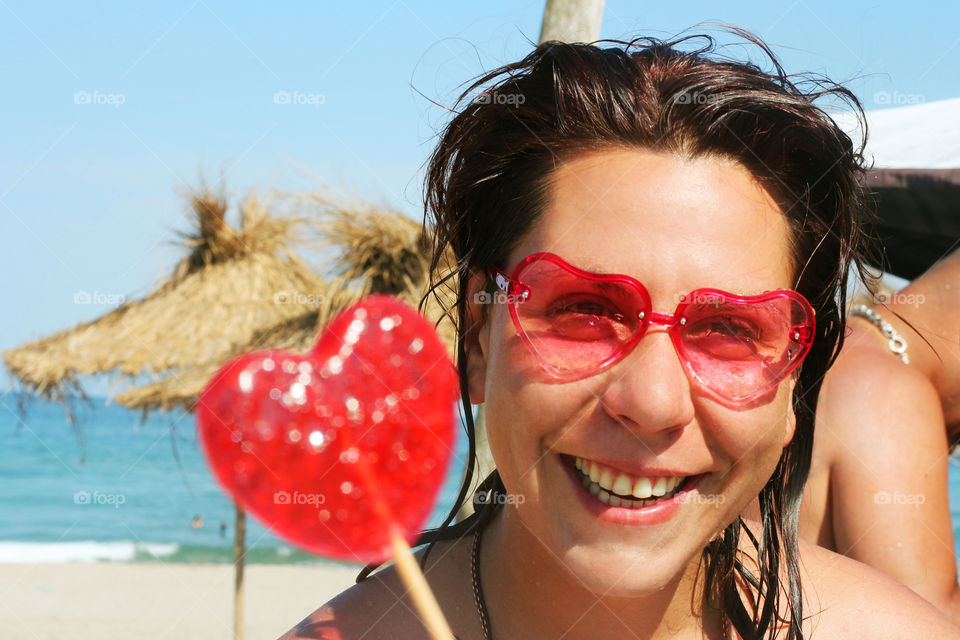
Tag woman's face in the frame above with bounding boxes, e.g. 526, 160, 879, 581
466, 148, 798, 595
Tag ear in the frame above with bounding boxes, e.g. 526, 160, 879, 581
782, 377, 798, 448
463, 273, 491, 405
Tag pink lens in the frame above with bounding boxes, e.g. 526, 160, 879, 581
671, 291, 814, 403
502, 254, 649, 377
494, 253, 815, 404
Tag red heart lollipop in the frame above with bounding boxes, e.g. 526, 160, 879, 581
196, 295, 459, 564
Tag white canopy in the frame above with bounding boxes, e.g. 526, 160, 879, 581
830, 96, 960, 170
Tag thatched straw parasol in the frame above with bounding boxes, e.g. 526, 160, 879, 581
114, 275, 371, 414
4, 191, 329, 410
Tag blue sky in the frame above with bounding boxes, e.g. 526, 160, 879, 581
2, 1, 958, 394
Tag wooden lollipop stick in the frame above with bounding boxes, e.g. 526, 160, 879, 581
389, 530, 456, 640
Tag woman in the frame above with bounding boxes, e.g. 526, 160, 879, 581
796, 249, 960, 623
279, 32, 957, 639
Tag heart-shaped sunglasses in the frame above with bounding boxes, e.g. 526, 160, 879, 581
487, 252, 815, 405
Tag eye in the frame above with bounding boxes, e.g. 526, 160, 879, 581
683, 313, 764, 354
699, 315, 760, 341
547, 297, 626, 322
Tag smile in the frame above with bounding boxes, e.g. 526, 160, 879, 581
571, 456, 693, 509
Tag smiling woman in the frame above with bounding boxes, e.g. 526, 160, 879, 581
278, 29, 960, 640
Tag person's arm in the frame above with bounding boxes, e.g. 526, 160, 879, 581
886, 248, 960, 432
817, 339, 960, 625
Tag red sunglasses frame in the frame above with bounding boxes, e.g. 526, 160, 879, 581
487, 252, 816, 404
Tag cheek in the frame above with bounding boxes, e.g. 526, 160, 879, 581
480, 314, 540, 485
481, 312, 594, 492
710, 384, 794, 495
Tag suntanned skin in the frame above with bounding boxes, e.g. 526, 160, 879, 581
785, 250, 960, 626
279, 152, 959, 640
277, 516, 958, 639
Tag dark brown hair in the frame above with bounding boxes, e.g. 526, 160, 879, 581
365, 27, 870, 639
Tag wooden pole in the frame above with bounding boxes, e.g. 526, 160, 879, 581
539, 0, 606, 44
233, 503, 246, 640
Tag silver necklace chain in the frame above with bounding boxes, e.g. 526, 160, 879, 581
849, 304, 910, 364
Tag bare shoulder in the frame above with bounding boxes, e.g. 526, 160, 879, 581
817, 323, 942, 452
796, 537, 960, 638
274, 561, 415, 640
275, 536, 472, 640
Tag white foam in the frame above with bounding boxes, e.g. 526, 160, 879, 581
0, 541, 179, 563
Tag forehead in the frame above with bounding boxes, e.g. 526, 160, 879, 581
511, 148, 794, 297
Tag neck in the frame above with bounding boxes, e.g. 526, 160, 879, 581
480, 504, 723, 640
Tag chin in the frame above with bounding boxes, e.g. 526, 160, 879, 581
559, 543, 699, 597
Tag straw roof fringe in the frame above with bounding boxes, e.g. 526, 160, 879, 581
293, 195, 429, 293
114, 274, 372, 414
3, 191, 326, 409
291, 194, 459, 353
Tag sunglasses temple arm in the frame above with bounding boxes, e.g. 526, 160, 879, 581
488, 266, 514, 295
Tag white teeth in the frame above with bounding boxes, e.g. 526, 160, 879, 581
632, 477, 653, 499
599, 468, 614, 492
611, 473, 633, 496
573, 456, 687, 506
651, 477, 668, 497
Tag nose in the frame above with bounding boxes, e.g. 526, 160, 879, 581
598, 329, 695, 443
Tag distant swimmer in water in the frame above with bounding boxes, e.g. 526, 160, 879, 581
191, 515, 204, 529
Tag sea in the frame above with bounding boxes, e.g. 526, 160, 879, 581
0, 394, 469, 567
2, 394, 960, 567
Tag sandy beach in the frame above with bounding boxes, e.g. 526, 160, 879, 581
0, 562, 360, 639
